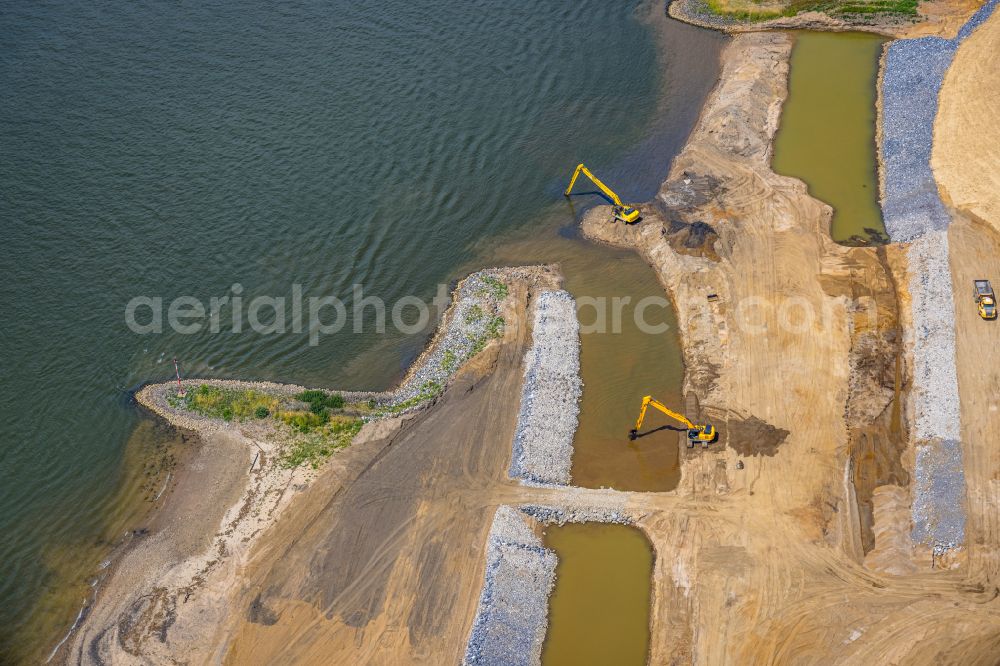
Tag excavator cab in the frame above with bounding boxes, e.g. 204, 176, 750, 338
614, 205, 641, 224
687, 424, 716, 443
565, 163, 641, 224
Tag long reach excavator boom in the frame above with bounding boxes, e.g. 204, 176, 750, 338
628, 395, 717, 445
564, 163, 640, 224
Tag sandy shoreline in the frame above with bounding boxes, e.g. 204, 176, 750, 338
56, 265, 559, 664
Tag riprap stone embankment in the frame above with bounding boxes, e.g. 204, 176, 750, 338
879, 0, 998, 551
463, 506, 556, 666
509, 290, 581, 486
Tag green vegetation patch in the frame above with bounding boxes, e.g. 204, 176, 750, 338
478, 276, 509, 301
297, 389, 345, 411
279, 416, 363, 469
278, 409, 329, 432
467, 314, 506, 358
465, 304, 485, 324
375, 380, 442, 416
703, 0, 782, 20
485, 314, 505, 339
441, 349, 458, 374
176, 385, 279, 421
171, 384, 365, 469
702, 0, 919, 19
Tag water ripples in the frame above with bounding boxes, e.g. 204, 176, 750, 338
0, 0, 690, 659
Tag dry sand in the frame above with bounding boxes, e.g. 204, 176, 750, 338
932, 8, 1000, 231
579, 27, 1000, 664
937, 4, 1000, 585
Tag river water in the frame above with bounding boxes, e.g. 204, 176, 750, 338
1, 0, 721, 659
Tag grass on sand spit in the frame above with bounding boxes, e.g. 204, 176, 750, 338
171, 384, 363, 469
702, 0, 919, 20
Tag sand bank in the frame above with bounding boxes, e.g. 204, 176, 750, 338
58, 266, 559, 664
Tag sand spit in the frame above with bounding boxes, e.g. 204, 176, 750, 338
59, 266, 558, 665
462, 507, 556, 666
509, 290, 582, 486
667, 0, 984, 37
136, 267, 542, 427
879, 0, 997, 551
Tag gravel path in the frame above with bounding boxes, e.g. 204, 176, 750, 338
463, 507, 556, 666
912, 438, 966, 553
906, 233, 962, 443
521, 504, 635, 526
508, 290, 582, 486
879, 1, 997, 551
881, 37, 954, 242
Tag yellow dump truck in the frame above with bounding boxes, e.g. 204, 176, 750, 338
974, 279, 997, 320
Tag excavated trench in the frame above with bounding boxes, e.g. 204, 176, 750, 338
842, 247, 910, 554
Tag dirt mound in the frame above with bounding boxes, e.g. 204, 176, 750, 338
726, 415, 789, 457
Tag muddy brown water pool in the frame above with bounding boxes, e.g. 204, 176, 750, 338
772, 31, 887, 244
541, 522, 654, 665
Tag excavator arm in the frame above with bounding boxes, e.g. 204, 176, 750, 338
628, 395, 716, 444
565, 164, 625, 207
564, 163, 640, 223
632, 396, 695, 432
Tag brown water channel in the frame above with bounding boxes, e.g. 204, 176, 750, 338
541, 522, 654, 665
472, 212, 686, 492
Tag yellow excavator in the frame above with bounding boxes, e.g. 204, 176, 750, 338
628, 395, 717, 445
564, 163, 640, 224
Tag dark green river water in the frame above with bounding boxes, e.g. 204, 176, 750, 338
1, 1, 722, 659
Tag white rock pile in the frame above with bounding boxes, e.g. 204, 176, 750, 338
463, 507, 556, 666
905, 233, 966, 550
509, 290, 582, 486
877, 0, 1000, 551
